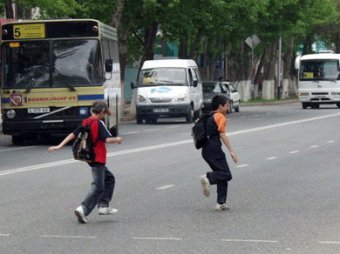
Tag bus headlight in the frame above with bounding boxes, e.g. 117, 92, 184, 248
6, 110, 16, 119
79, 107, 89, 116
299, 92, 309, 96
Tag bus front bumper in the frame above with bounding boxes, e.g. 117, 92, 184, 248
2, 118, 82, 136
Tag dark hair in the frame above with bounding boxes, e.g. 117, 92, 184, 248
91, 100, 109, 114
211, 95, 227, 110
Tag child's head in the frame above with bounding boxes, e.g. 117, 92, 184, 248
211, 95, 228, 110
91, 100, 112, 116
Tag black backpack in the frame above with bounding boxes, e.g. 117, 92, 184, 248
72, 120, 98, 162
191, 113, 213, 149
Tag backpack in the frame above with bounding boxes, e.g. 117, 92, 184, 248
72, 120, 98, 162
191, 113, 213, 149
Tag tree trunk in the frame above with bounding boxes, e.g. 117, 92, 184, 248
5, 0, 14, 18
138, 22, 159, 70
262, 42, 277, 99
111, 0, 125, 29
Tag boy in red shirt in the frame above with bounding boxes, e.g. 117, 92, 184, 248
200, 95, 238, 211
48, 101, 122, 223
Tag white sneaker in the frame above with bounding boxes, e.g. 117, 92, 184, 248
215, 203, 230, 211
200, 175, 210, 197
98, 207, 118, 215
74, 206, 88, 224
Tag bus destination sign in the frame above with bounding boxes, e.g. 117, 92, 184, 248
13, 24, 46, 39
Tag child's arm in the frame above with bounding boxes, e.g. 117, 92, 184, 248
48, 133, 76, 152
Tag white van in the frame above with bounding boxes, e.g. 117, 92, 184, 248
131, 59, 203, 123
297, 53, 340, 109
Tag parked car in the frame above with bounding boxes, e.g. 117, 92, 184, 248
224, 82, 240, 112
202, 81, 232, 114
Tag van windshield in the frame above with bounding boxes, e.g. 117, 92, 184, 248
299, 59, 340, 81
138, 68, 187, 87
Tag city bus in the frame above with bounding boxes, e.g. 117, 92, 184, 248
297, 53, 340, 109
0, 19, 121, 144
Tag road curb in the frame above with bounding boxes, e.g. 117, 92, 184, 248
241, 99, 299, 106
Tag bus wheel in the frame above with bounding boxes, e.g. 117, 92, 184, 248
337, 103, 340, 108
12, 135, 24, 145
302, 103, 308, 109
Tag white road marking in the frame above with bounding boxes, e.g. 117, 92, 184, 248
0, 159, 75, 176
327, 140, 335, 143
2, 112, 340, 177
0, 234, 11, 237
236, 164, 249, 168
165, 125, 181, 129
144, 128, 159, 132
133, 237, 182, 241
289, 150, 299, 154
266, 156, 277, 160
0, 146, 37, 153
40, 235, 97, 239
156, 184, 174, 190
310, 145, 319, 148
121, 131, 138, 135
319, 241, 340, 245
221, 239, 279, 243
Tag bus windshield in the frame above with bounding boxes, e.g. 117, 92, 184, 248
299, 59, 340, 81
2, 39, 103, 89
138, 68, 187, 87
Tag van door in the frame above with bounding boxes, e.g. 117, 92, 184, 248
188, 68, 199, 111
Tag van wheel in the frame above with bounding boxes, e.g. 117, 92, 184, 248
136, 115, 143, 124
194, 108, 202, 119
311, 104, 320, 109
302, 103, 307, 109
337, 103, 340, 108
228, 101, 233, 114
186, 106, 194, 123
235, 101, 240, 112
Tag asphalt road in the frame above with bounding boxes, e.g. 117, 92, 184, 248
0, 102, 339, 254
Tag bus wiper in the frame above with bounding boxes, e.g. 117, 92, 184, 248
52, 66, 76, 92
25, 67, 46, 93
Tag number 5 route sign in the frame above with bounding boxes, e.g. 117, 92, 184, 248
13, 24, 46, 39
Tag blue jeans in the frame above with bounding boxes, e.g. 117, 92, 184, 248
81, 163, 115, 216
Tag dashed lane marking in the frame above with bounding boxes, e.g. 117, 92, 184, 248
0, 234, 11, 237
318, 241, 340, 245
236, 164, 249, 168
310, 145, 319, 148
266, 156, 278, 160
221, 239, 279, 243
327, 140, 335, 143
289, 150, 299, 154
40, 235, 97, 239
156, 185, 174, 190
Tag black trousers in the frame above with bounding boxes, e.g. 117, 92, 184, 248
202, 151, 232, 204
